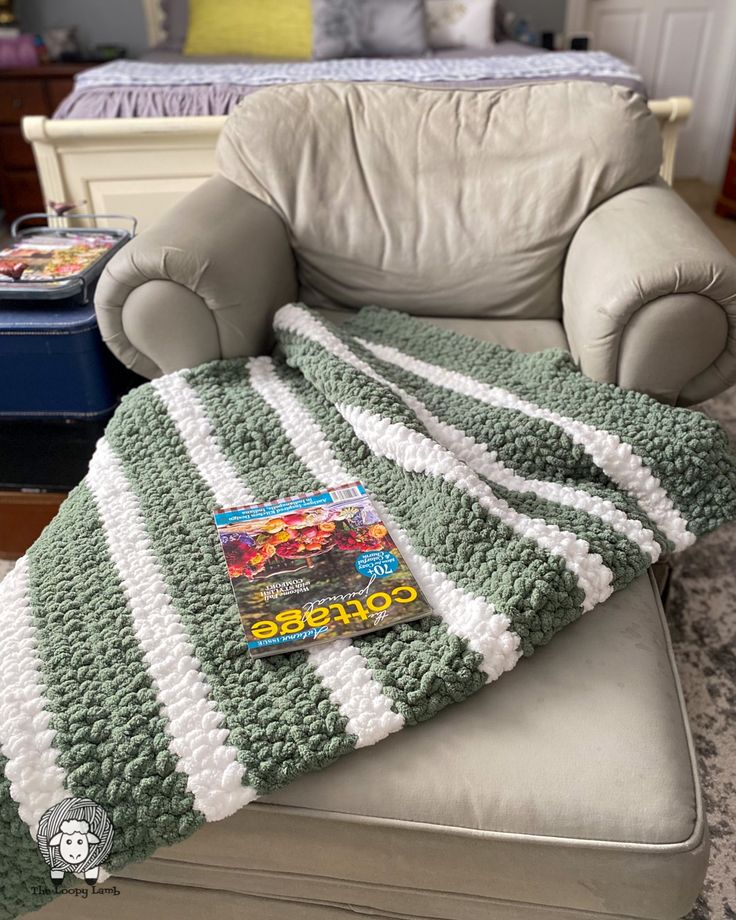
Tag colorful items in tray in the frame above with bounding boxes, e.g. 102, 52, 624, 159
0, 260, 27, 281
0, 232, 117, 282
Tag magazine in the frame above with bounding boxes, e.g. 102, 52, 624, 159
214, 482, 432, 658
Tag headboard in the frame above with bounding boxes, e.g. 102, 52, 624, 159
141, 0, 166, 48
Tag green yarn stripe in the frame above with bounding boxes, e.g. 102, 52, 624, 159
104, 383, 356, 795
275, 361, 583, 658
186, 359, 322, 500
26, 484, 202, 867
348, 333, 673, 549
345, 307, 736, 538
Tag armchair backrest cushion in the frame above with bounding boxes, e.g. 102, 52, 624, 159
217, 81, 662, 318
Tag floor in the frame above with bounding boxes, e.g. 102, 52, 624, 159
675, 179, 736, 254
1, 181, 735, 918
666, 181, 736, 920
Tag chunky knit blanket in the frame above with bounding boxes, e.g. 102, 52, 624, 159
2, 304, 736, 917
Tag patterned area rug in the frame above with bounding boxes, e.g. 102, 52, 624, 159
671, 389, 736, 920
0, 390, 734, 918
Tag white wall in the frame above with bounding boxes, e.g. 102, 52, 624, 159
18, 0, 150, 57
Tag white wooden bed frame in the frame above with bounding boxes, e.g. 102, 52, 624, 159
20, 0, 693, 232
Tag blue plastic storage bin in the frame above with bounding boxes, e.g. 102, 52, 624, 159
0, 216, 134, 420
0, 301, 117, 418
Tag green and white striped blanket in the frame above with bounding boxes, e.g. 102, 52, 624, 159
2, 304, 735, 917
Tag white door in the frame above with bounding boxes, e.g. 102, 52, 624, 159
566, 0, 736, 181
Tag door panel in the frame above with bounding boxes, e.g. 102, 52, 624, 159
592, 10, 647, 65
580, 0, 736, 181
653, 9, 712, 97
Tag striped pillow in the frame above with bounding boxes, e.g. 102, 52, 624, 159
426, 0, 497, 49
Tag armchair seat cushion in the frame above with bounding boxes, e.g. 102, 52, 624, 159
319, 308, 571, 352
33, 574, 706, 920
32, 317, 706, 920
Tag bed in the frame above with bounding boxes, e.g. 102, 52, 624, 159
21, 0, 692, 232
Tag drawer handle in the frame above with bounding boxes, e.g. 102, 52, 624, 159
12, 98, 23, 109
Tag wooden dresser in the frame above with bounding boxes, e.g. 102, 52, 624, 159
716, 118, 736, 220
0, 63, 88, 222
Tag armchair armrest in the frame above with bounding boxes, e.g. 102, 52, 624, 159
562, 182, 736, 405
95, 175, 297, 379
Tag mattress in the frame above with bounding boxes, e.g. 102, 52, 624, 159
53, 44, 645, 120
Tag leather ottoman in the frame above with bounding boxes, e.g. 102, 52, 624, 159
31, 569, 707, 920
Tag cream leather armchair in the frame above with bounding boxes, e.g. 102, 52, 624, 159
85, 80, 736, 920
563, 181, 736, 405
97, 83, 736, 410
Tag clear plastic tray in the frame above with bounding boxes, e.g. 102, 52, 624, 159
0, 213, 136, 303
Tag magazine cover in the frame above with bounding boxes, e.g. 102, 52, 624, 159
214, 482, 432, 657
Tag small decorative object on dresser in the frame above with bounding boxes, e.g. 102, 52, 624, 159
716, 118, 736, 219
41, 27, 80, 62
0, 63, 90, 221
0, 0, 17, 28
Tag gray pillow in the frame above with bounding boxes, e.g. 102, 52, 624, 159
312, 0, 362, 59
357, 0, 428, 57
314, 0, 428, 58
159, 0, 189, 52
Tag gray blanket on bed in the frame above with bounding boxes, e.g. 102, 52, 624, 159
54, 49, 645, 119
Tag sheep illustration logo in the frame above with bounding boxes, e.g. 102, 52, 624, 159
36, 797, 114, 887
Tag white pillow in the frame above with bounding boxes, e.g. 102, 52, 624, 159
425, 0, 496, 49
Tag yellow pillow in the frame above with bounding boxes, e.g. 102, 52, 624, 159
184, 0, 313, 59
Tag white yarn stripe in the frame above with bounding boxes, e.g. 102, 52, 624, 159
353, 340, 661, 563
155, 366, 403, 746
308, 640, 404, 747
153, 373, 255, 508
86, 439, 256, 821
356, 337, 694, 552
274, 305, 614, 609
248, 356, 404, 743
0, 556, 68, 837
274, 305, 658, 564
248, 355, 521, 686
338, 403, 612, 611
